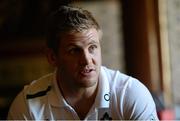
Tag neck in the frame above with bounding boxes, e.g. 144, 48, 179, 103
56, 73, 98, 105
57, 74, 98, 120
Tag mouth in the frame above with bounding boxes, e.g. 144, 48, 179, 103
80, 67, 95, 76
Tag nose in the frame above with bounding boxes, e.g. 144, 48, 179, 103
80, 50, 92, 65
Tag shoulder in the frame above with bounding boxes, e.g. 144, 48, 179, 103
102, 67, 158, 119
101, 66, 132, 88
8, 73, 55, 119
24, 73, 54, 99
115, 77, 157, 119
101, 66, 158, 119
8, 89, 31, 119
101, 66, 149, 92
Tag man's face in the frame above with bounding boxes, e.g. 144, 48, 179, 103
55, 28, 102, 88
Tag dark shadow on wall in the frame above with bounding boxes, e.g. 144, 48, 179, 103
0, 0, 71, 119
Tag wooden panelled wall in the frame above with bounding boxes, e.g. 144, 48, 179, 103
122, 0, 172, 107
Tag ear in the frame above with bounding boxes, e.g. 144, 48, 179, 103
46, 48, 58, 67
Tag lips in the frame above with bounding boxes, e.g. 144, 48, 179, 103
80, 67, 95, 76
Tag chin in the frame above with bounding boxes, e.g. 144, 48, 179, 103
78, 78, 98, 88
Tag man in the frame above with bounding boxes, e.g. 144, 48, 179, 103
8, 5, 159, 120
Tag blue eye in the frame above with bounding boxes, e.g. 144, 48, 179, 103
89, 45, 97, 53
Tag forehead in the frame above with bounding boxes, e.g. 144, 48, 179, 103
60, 28, 101, 45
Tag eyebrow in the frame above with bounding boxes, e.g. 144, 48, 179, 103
67, 40, 99, 47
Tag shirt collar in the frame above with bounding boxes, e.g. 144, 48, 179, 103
48, 71, 69, 107
48, 66, 110, 108
93, 66, 110, 108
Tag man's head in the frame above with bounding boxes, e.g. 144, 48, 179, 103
46, 5, 102, 89
46, 5, 101, 54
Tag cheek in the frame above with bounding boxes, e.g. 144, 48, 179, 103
93, 51, 102, 64
96, 49, 102, 60
59, 61, 77, 75
64, 59, 79, 70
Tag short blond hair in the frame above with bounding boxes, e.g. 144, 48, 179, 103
46, 5, 101, 54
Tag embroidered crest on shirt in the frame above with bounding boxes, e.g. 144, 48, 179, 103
100, 112, 112, 120
104, 93, 110, 101
98, 108, 112, 120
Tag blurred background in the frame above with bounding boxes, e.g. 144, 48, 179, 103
0, 0, 180, 119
